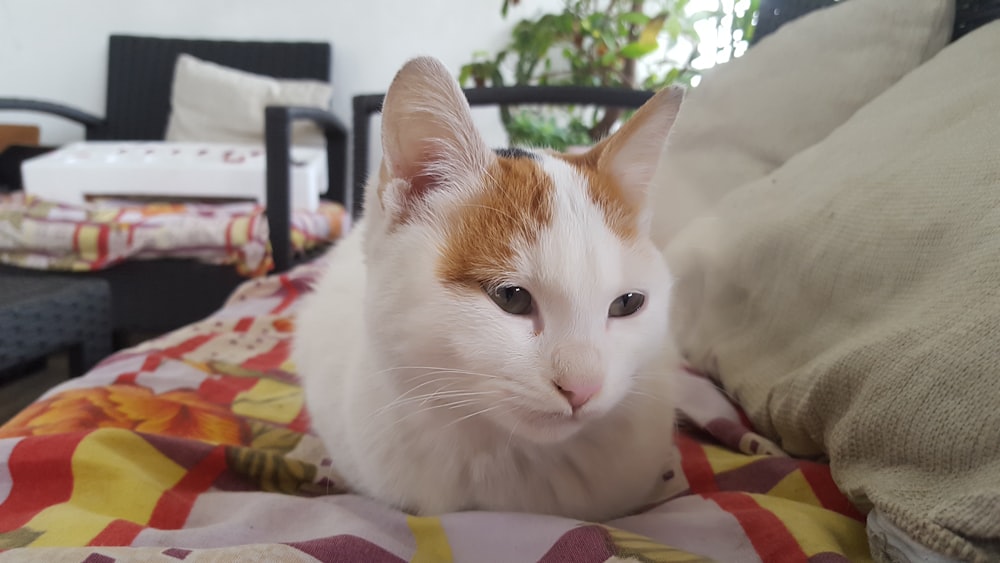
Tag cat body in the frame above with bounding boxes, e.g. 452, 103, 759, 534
293, 57, 683, 521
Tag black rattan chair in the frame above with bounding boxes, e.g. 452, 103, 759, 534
0, 34, 349, 340
0, 275, 111, 378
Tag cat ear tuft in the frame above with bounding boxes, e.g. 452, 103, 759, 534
594, 86, 684, 208
379, 56, 492, 221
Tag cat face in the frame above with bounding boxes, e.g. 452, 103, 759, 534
362, 57, 681, 443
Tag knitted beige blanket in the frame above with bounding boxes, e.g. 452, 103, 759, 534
665, 21, 1000, 563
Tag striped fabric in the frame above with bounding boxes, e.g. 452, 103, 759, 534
0, 261, 870, 562
0, 192, 347, 276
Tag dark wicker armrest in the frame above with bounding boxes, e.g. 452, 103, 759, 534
264, 105, 349, 273
0, 98, 106, 135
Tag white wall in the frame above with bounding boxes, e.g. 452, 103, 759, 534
0, 0, 560, 165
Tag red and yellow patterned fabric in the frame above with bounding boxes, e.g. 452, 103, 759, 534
0, 261, 871, 562
0, 192, 347, 276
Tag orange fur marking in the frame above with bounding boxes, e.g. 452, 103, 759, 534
438, 156, 554, 289
558, 87, 680, 241
556, 150, 640, 241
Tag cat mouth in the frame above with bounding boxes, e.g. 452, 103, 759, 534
493, 397, 597, 440
518, 407, 587, 426
526, 410, 570, 421
503, 407, 588, 443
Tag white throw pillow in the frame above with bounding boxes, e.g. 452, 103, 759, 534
165, 54, 332, 146
650, 0, 954, 249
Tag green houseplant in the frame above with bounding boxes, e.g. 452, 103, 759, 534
460, 0, 759, 150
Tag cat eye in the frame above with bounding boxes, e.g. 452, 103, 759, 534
609, 292, 645, 318
487, 285, 534, 316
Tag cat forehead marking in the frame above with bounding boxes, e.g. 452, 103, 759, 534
437, 152, 555, 287
555, 151, 639, 241
437, 150, 636, 288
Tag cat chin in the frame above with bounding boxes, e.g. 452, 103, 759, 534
517, 422, 585, 444
491, 408, 593, 444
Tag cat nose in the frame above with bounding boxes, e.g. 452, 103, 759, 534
554, 380, 601, 410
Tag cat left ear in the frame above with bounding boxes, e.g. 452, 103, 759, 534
593, 86, 685, 208
378, 56, 493, 222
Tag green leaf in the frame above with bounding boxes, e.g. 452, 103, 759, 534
665, 15, 683, 41
620, 41, 657, 59
490, 65, 506, 88
662, 67, 681, 84
640, 14, 667, 44
457, 0, 761, 150
618, 12, 650, 26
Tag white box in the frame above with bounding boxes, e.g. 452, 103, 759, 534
22, 141, 328, 211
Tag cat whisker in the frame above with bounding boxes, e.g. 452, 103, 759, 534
375, 365, 466, 375
366, 368, 501, 403
374, 365, 504, 381
398, 396, 520, 434
372, 389, 500, 419
377, 391, 505, 422
369, 401, 480, 442
374, 396, 505, 440
401, 398, 487, 417
398, 390, 499, 406
393, 375, 461, 394
412, 371, 502, 385
415, 381, 466, 407
442, 404, 506, 428
504, 417, 521, 456
367, 378, 467, 417
445, 398, 490, 409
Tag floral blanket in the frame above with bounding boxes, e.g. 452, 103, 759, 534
0, 192, 347, 276
0, 260, 871, 562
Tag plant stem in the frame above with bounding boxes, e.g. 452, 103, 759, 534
622, 0, 642, 89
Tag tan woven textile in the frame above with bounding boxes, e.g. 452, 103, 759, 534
665, 21, 1000, 563
649, 0, 954, 248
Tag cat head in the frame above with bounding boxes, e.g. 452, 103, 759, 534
363, 56, 682, 443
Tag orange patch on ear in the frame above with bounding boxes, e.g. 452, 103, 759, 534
438, 156, 554, 289
556, 151, 640, 241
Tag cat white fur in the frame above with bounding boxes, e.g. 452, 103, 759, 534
293, 56, 683, 521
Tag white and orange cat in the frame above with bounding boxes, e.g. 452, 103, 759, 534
293, 56, 683, 521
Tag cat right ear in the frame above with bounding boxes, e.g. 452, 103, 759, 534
378, 56, 492, 223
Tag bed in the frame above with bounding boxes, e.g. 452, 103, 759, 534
0, 258, 869, 561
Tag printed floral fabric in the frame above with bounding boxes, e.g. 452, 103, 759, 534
0, 261, 870, 561
0, 192, 347, 276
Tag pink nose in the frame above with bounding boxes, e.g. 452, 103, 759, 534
555, 381, 601, 410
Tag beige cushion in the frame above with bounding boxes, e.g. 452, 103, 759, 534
165, 54, 331, 146
666, 20, 1000, 563
650, 0, 954, 249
